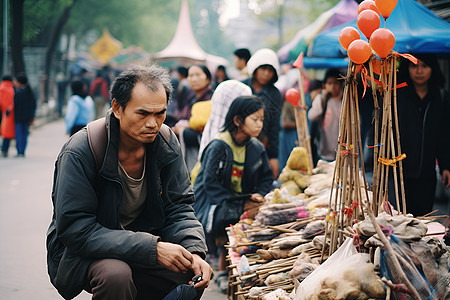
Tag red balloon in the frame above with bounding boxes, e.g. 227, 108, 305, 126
348, 40, 372, 65
339, 27, 361, 50
285, 88, 300, 106
358, 0, 381, 15
370, 28, 395, 58
357, 9, 381, 40
375, 0, 398, 19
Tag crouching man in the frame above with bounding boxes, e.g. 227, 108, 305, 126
46, 64, 212, 300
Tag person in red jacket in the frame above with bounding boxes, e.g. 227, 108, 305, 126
89, 70, 110, 119
0, 75, 15, 157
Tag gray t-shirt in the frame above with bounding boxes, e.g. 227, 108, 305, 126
118, 156, 147, 227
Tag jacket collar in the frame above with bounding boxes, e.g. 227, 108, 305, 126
99, 110, 179, 179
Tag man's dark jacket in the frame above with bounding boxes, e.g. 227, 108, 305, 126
46, 111, 207, 299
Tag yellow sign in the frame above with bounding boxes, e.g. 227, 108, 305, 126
90, 29, 123, 64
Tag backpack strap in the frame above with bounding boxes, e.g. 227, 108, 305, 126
87, 118, 107, 173
159, 124, 171, 143
87, 120, 172, 173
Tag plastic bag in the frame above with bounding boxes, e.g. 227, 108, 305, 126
380, 234, 445, 300
295, 238, 358, 299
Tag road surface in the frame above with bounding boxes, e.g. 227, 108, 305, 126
0, 118, 225, 299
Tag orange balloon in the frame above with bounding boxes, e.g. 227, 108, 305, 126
370, 28, 395, 58
375, 0, 398, 19
357, 10, 381, 40
358, 0, 381, 15
339, 27, 361, 50
348, 40, 372, 65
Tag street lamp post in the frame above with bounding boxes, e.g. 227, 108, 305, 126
2, 0, 8, 76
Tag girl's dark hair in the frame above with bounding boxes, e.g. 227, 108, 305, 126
223, 95, 264, 133
189, 64, 212, 82
71, 80, 88, 98
398, 53, 445, 88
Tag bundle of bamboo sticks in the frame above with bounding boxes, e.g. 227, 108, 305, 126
368, 54, 407, 215
322, 60, 371, 257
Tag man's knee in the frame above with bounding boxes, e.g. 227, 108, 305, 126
87, 259, 136, 299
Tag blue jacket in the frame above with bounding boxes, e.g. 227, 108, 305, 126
65, 95, 94, 133
193, 135, 273, 232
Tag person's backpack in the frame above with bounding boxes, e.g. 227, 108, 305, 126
86, 117, 171, 172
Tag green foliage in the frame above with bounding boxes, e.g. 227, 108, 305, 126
66, 0, 179, 52
249, 0, 340, 50
190, 0, 235, 59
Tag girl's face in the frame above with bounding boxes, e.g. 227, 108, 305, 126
237, 108, 264, 138
254, 65, 275, 87
409, 59, 432, 86
188, 66, 210, 92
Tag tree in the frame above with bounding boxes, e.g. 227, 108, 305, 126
249, 0, 339, 50
42, 0, 78, 102
11, 0, 25, 75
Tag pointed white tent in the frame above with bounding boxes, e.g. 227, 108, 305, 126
154, 0, 228, 67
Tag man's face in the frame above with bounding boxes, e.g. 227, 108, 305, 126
112, 82, 167, 144
234, 56, 245, 71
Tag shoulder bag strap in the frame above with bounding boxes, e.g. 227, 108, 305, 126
87, 117, 107, 173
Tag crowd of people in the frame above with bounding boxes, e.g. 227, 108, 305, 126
1, 47, 447, 299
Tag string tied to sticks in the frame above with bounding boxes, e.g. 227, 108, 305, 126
355, 64, 369, 98
351, 201, 361, 209
366, 143, 384, 148
393, 52, 418, 65
383, 201, 394, 216
378, 153, 406, 167
353, 234, 363, 252
338, 142, 354, 150
341, 150, 358, 157
342, 207, 353, 216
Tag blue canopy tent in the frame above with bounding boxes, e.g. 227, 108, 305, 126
308, 0, 450, 58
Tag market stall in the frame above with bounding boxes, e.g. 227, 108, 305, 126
220, 1, 450, 298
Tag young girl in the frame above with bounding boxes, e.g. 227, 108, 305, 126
193, 95, 273, 293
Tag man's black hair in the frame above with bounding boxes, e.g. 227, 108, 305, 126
177, 66, 189, 78
233, 48, 251, 63
110, 64, 173, 109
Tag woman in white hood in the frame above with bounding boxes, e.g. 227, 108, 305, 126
242, 48, 282, 178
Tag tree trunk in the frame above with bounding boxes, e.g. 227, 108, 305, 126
11, 0, 25, 75
43, 0, 78, 102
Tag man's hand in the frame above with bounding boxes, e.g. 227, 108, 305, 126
442, 169, 450, 189
188, 254, 212, 290
156, 242, 193, 273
